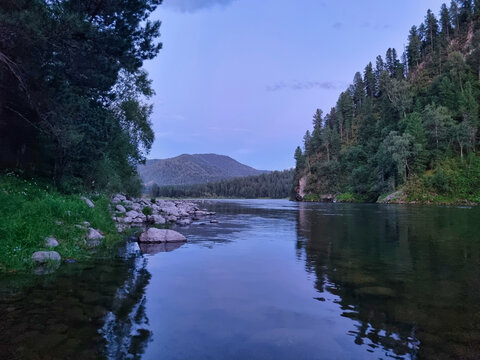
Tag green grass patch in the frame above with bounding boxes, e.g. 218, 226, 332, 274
0, 173, 122, 273
404, 155, 480, 204
303, 194, 320, 202
336, 192, 367, 203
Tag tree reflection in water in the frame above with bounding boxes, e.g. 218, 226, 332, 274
101, 241, 152, 360
295, 203, 480, 360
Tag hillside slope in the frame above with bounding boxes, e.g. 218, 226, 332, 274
138, 154, 268, 186
293, 3, 480, 204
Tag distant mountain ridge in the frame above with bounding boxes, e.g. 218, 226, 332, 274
138, 153, 268, 186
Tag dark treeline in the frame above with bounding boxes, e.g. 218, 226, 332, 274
0, 0, 162, 195
151, 169, 294, 199
294, 1, 480, 202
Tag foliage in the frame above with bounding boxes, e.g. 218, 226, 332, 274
151, 169, 294, 199
293, 1, 480, 203
0, 0, 162, 194
142, 206, 153, 216
0, 173, 121, 272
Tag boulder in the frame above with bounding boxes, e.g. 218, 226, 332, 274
88, 228, 104, 240
116, 204, 126, 213
126, 210, 140, 219
138, 228, 186, 243
150, 215, 166, 225
44, 237, 59, 248
81, 196, 95, 208
176, 218, 192, 226
32, 251, 61, 263
111, 194, 126, 203
167, 215, 177, 222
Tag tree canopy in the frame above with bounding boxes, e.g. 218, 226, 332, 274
0, 0, 162, 195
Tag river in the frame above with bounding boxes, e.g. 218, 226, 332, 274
1, 200, 480, 359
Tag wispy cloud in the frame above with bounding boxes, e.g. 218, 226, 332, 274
266, 81, 339, 92
332, 22, 343, 30
165, 0, 238, 13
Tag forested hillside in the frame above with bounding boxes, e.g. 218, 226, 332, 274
138, 154, 268, 186
293, 1, 480, 203
151, 169, 294, 199
0, 0, 162, 195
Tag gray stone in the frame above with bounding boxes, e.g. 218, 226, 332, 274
150, 215, 166, 225
167, 215, 177, 222
138, 228, 186, 243
115, 204, 126, 213
176, 218, 192, 226
126, 210, 140, 219
87, 228, 104, 240
81, 196, 94, 208
32, 251, 61, 263
44, 237, 59, 248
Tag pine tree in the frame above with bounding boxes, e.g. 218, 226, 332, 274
364, 62, 377, 97
407, 26, 422, 70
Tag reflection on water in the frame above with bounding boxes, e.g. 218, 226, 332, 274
1, 200, 480, 360
296, 202, 480, 360
0, 241, 153, 360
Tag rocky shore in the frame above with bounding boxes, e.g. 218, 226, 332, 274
30, 195, 216, 272
111, 194, 217, 233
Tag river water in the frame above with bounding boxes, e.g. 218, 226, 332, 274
1, 200, 480, 359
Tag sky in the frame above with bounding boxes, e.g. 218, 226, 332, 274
144, 0, 445, 170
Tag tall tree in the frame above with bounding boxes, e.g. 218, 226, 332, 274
407, 26, 422, 70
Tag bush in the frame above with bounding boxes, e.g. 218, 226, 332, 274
142, 206, 153, 216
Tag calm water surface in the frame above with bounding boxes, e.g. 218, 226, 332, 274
1, 200, 480, 359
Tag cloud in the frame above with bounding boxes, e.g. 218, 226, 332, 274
165, 0, 238, 12
266, 81, 339, 92
332, 22, 343, 30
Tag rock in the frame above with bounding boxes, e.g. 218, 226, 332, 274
86, 239, 102, 248
177, 218, 192, 226
378, 190, 406, 204
32, 251, 61, 263
44, 237, 59, 248
139, 228, 186, 243
81, 196, 94, 208
55, 220, 63, 226
111, 194, 126, 203
167, 215, 177, 222
150, 215, 166, 224
116, 204, 126, 213
126, 210, 140, 219
116, 224, 127, 233
87, 228, 104, 240
83, 221, 90, 227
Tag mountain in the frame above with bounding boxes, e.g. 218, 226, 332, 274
138, 154, 268, 187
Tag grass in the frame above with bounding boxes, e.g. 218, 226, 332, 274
0, 173, 122, 273
336, 192, 368, 203
403, 155, 480, 205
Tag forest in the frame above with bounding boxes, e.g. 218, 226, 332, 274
150, 169, 294, 199
294, 0, 480, 203
0, 0, 162, 195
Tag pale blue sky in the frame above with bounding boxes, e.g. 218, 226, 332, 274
144, 0, 445, 170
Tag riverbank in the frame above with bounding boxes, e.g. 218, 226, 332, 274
0, 173, 218, 273
0, 173, 122, 273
